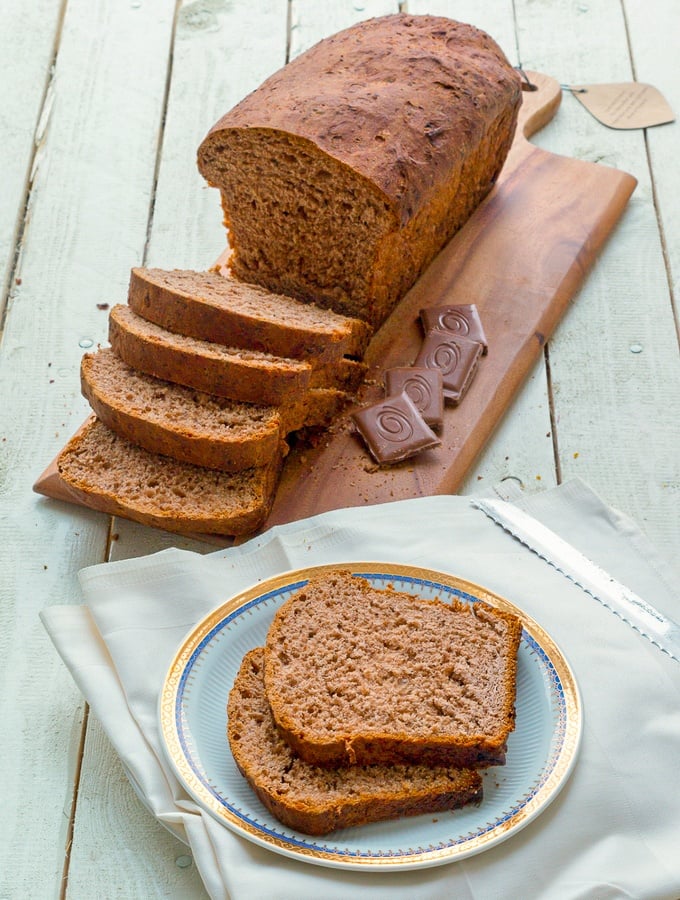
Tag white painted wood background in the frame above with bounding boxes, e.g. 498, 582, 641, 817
1, 0, 678, 896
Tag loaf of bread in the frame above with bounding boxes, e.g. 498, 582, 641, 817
108, 304, 366, 407
264, 572, 522, 768
197, 14, 521, 328
55, 417, 282, 535
128, 268, 371, 362
80, 348, 351, 473
228, 648, 483, 835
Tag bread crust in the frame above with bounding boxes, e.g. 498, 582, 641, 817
201, 15, 520, 226
108, 305, 365, 406
108, 304, 312, 406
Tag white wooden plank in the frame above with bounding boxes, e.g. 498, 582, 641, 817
145, 0, 290, 271
0, 0, 177, 896
461, 356, 559, 497
624, 0, 680, 319
67, 718, 208, 898
0, 0, 62, 311
513, 0, 680, 559
70, 2, 287, 895
289, 0, 399, 58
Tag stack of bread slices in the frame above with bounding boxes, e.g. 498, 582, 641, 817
50, 268, 371, 537
228, 571, 523, 835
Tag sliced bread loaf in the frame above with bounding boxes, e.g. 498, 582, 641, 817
128, 267, 371, 362
80, 348, 353, 472
109, 305, 365, 406
264, 572, 522, 768
55, 417, 282, 535
197, 14, 520, 328
228, 648, 483, 835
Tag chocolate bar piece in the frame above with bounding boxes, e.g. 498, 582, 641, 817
384, 367, 444, 429
351, 390, 441, 464
420, 304, 488, 354
414, 332, 483, 405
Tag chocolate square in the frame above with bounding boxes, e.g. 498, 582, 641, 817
351, 390, 441, 464
414, 331, 483, 405
384, 366, 444, 429
420, 304, 488, 354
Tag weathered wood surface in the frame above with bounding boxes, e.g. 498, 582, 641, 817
1, 1, 678, 897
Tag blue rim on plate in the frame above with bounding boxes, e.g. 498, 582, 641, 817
158, 562, 581, 870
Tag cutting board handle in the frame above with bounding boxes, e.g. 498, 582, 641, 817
516, 71, 562, 140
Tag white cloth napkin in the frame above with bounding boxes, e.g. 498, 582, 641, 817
41, 479, 680, 900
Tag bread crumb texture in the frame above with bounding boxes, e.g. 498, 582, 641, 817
228, 648, 483, 834
57, 418, 281, 534
264, 572, 522, 767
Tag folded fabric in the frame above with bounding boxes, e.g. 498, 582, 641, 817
41, 479, 680, 900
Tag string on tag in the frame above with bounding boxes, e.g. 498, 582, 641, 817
514, 65, 538, 92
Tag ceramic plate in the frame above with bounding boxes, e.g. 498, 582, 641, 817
158, 562, 581, 870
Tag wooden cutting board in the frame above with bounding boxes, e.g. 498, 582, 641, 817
262, 71, 637, 528
35, 73, 637, 539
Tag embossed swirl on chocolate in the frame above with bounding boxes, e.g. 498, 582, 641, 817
403, 373, 433, 408
427, 340, 462, 375
439, 309, 471, 335
384, 366, 444, 429
415, 332, 483, 405
351, 390, 441, 464
420, 304, 488, 354
374, 405, 414, 443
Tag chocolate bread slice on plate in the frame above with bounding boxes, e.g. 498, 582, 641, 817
264, 571, 522, 768
228, 648, 483, 835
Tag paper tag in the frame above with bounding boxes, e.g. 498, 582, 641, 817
570, 82, 674, 129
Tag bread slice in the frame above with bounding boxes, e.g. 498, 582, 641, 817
80, 348, 350, 472
128, 267, 371, 363
109, 305, 365, 406
264, 572, 522, 768
197, 15, 520, 328
55, 417, 282, 535
228, 648, 483, 835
